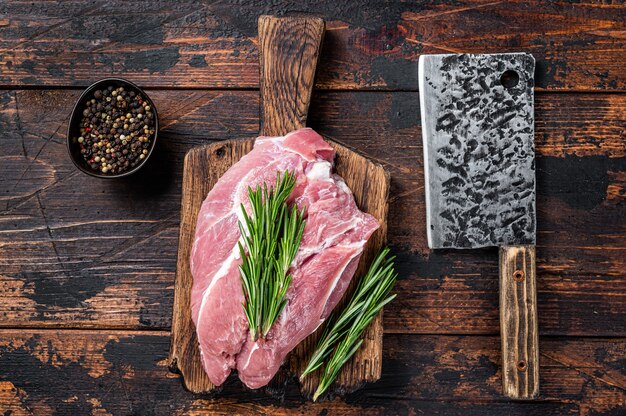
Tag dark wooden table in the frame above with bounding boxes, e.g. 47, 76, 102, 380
1, 1, 625, 415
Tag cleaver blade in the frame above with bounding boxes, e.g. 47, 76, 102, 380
419, 53, 536, 250
419, 53, 539, 400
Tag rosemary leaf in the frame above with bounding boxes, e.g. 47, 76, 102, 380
300, 247, 397, 401
238, 171, 306, 341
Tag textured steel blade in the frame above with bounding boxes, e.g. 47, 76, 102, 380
419, 53, 536, 249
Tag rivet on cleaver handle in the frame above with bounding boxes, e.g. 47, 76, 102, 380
419, 53, 536, 250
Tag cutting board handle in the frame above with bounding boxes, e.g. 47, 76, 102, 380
499, 245, 540, 399
258, 15, 325, 136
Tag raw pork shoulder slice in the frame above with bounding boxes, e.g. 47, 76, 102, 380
190, 128, 379, 388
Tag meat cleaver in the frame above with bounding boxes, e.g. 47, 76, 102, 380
419, 53, 539, 399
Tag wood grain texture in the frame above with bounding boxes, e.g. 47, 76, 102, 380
259, 15, 324, 135
1, 2, 625, 412
499, 246, 540, 399
0, 330, 624, 415
2, 1, 626, 90
0, 90, 624, 336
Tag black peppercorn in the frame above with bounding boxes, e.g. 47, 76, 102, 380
73, 84, 155, 175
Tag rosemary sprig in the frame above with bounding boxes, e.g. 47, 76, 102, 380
300, 247, 397, 401
238, 171, 306, 341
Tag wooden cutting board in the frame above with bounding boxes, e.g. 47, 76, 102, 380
168, 15, 390, 398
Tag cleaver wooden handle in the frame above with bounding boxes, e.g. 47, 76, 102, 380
499, 245, 540, 399
258, 15, 325, 136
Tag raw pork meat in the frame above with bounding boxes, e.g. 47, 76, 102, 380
190, 128, 378, 388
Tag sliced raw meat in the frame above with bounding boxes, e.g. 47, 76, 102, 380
236, 164, 378, 388
190, 128, 378, 388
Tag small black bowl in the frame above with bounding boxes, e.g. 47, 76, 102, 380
67, 78, 159, 178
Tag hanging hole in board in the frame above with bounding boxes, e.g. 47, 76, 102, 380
500, 70, 520, 89
517, 361, 527, 372
513, 270, 525, 282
